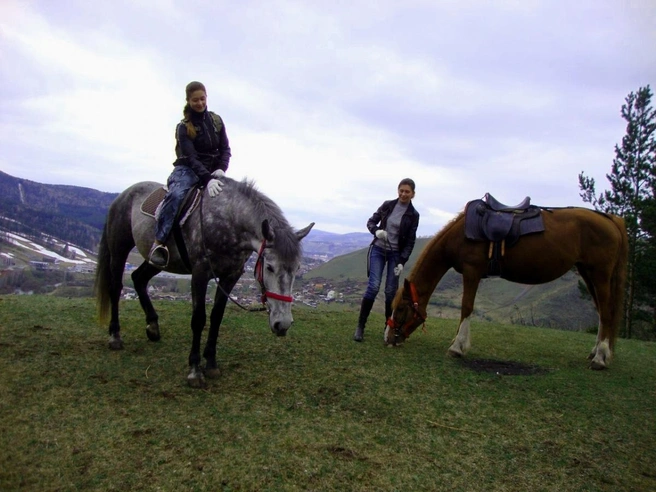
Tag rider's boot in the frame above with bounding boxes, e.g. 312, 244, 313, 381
148, 241, 169, 269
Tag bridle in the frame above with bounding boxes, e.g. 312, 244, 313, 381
386, 281, 426, 342
254, 239, 294, 306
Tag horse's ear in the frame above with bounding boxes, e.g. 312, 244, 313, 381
261, 219, 275, 241
295, 222, 315, 241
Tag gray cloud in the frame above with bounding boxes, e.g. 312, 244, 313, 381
0, 0, 654, 236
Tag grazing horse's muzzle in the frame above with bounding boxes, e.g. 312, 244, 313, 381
271, 321, 289, 337
384, 281, 425, 346
384, 323, 406, 346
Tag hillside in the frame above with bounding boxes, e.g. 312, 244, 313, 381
0, 170, 118, 251
0, 171, 371, 260
0, 171, 599, 331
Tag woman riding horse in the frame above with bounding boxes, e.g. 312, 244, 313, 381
149, 81, 232, 268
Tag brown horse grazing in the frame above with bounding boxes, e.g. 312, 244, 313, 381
384, 206, 628, 370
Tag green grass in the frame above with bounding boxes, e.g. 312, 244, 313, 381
1, 295, 655, 491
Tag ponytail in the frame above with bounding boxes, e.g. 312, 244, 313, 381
183, 104, 197, 139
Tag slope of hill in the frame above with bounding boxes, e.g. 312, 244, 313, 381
0, 170, 118, 250
0, 171, 371, 260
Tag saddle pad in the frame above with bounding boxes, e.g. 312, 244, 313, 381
140, 187, 167, 218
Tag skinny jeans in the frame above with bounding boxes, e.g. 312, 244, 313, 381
363, 245, 400, 303
155, 166, 199, 243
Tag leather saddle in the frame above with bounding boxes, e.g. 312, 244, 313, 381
140, 186, 203, 273
465, 193, 545, 276
140, 186, 201, 223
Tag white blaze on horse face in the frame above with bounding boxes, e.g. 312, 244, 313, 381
264, 258, 296, 334
448, 316, 472, 357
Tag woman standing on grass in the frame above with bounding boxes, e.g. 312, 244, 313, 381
353, 178, 420, 342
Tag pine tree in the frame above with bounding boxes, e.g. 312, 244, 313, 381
579, 85, 656, 338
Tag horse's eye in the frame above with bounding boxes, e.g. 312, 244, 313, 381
267, 265, 274, 273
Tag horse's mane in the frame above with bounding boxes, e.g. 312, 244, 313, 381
231, 178, 300, 262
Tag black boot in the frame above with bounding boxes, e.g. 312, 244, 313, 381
148, 243, 169, 269
353, 298, 375, 342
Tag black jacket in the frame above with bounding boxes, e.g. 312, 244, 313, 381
173, 110, 231, 186
366, 199, 420, 265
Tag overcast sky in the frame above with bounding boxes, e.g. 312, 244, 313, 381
1, 0, 655, 236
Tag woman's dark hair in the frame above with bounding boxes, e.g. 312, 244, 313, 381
183, 81, 207, 139
398, 178, 416, 192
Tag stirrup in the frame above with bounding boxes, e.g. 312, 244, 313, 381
148, 244, 169, 269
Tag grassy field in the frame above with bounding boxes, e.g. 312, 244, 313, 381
1, 295, 655, 491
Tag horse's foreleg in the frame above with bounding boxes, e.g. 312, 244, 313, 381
188, 276, 209, 388
448, 272, 479, 358
448, 316, 472, 357
132, 262, 161, 342
203, 278, 236, 379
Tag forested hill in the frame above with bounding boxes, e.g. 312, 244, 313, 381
0, 171, 118, 251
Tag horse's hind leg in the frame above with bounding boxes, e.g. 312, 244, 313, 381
579, 267, 612, 370
131, 261, 162, 342
107, 240, 134, 350
448, 271, 480, 357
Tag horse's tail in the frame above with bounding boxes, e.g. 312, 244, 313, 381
94, 221, 112, 325
608, 214, 628, 348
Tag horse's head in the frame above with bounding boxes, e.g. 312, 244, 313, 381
384, 279, 427, 346
254, 219, 314, 336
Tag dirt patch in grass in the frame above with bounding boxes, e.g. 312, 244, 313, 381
459, 358, 550, 376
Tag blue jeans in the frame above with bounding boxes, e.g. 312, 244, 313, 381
363, 245, 400, 303
155, 166, 199, 242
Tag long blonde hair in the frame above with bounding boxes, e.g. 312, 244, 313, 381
183, 81, 207, 139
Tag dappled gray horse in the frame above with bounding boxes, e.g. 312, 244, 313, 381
94, 178, 314, 387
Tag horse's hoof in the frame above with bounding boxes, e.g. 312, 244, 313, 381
589, 360, 607, 370
108, 335, 124, 350
187, 366, 207, 388
447, 348, 463, 358
205, 367, 221, 379
187, 375, 207, 389
146, 324, 161, 342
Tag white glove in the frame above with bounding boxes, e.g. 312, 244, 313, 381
211, 169, 225, 179
207, 178, 223, 197
394, 264, 403, 276
375, 230, 388, 240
